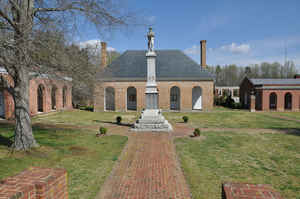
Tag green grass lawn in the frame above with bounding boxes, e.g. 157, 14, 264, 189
163, 111, 300, 129
34, 109, 300, 130
175, 131, 300, 199
2, 109, 300, 199
33, 110, 139, 126
264, 111, 300, 121
0, 123, 127, 199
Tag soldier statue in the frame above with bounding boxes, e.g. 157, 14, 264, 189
147, 27, 155, 52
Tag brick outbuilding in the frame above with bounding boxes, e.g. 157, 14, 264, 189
94, 41, 214, 112
0, 69, 72, 119
240, 76, 300, 111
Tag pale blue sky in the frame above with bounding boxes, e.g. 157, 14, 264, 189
78, 0, 300, 67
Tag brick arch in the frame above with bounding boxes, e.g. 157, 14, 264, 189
170, 86, 181, 110
0, 90, 5, 118
127, 86, 137, 111
62, 85, 68, 108
269, 92, 277, 110
105, 86, 115, 111
51, 84, 59, 110
284, 92, 292, 110
192, 86, 202, 110
37, 84, 46, 112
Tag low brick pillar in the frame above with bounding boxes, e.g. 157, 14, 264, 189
0, 167, 68, 199
250, 94, 256, 112
222, 182, 284, 199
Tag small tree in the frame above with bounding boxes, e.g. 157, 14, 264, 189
99, 127, 107, 135
193, 128, 201, 137
182, 116, 189, 123
116, 116, 122, 125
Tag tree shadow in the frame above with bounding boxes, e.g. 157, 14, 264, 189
0, 134, 13, 147
278, 128, 300, 136
93, 120, 133, 127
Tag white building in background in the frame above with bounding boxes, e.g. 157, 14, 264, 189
215, 86, 240, 103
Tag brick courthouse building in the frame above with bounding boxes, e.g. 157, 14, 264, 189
0, 68, 72, 119
240, 76, 300, 111
94, 40, 214, 112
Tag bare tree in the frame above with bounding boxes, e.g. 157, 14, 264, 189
0, 0, 134, 150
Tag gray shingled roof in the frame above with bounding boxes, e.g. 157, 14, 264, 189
96, 50, 214, 81
250, 78, 300, 86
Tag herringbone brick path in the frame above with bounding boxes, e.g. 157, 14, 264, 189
96, 132, 191, 199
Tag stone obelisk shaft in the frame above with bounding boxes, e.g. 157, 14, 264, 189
145, 51, 158, 109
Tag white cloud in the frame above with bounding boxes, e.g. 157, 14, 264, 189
220, 43, 251, 54
184, 45, 200, 55
184, 35, 300, 69
78, 39, 116, 51
147, 16, 156, 24
185, 42, 250, 56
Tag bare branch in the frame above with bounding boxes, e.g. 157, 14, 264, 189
8, 0, 21, 13
0, 8, 18, 32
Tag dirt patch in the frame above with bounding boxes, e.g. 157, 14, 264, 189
69, 146, 89, 155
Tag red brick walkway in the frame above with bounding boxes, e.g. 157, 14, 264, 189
96, 132, 191, 199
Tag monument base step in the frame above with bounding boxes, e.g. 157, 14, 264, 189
132, 109, 173, 132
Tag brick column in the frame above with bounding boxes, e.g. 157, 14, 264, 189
181, 85, 192, 111
292, 92, 299, 111
67, 86, 73, 109
56, 87, 63, 110
277, 92, 284, 111
94, 84, 104, 112
116, 87, 126, 111
45, 85, 52, 112
29, 81, 38, 115
137, 86, 145, 111
0, 167, 68, 199
222, 182, 284, 199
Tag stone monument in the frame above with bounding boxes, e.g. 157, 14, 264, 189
133, 28, 173, 132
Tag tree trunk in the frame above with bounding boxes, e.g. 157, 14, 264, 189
12, 68, 38, 150
9, 0, 38, 150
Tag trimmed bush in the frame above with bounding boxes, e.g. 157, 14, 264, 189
85, 106, 94, 112
99, 127, 107, 135
193, 128, 201, 137
182, 116, 189, 123
116, 116, 122, 124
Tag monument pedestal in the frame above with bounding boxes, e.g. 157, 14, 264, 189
133, 109, 173, 132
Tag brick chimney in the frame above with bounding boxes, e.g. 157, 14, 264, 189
101, 42, 107, 68
200, 40, 207, 69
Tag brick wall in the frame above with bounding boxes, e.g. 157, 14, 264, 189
222, 182, 284, 199
0, 167, 68, 199
94, 80, 214, 112
0, 74, 72, 119
240, 77, 300, 112
261, 89, 300, 111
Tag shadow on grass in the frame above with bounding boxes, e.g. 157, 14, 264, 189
93, 120, 133, 127
279, 128, 300, 136
0, 135, 13, 147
